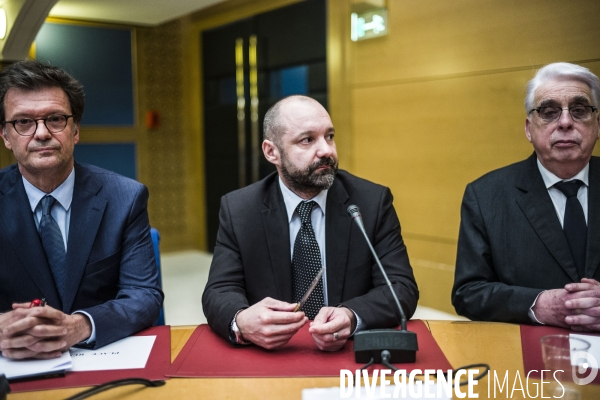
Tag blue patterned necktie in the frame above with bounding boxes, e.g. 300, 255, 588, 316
554, 180, 587, 279
39, 195, 66, 299
292, 201, 325, 320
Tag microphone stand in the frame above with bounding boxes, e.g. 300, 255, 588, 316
347, 205, 418, 367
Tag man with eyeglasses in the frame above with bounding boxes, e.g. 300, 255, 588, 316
0, 60, 163, 359
453, 62, 600, 331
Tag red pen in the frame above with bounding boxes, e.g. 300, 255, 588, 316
29, 298, 47, 308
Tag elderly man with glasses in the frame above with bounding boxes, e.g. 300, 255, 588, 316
453, 62, 600, 331
0, 60, 163, 359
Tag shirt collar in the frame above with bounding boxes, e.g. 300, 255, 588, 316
536, 158, 589, 189
278, 176, 328, 223
23, 167, 76, 212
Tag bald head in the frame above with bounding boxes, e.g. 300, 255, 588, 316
263, 95, 326, 147
261, 95, 337, 199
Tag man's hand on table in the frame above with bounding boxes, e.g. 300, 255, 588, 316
532, 289, 573, 329
308, 306, 355, 352
0, 302, 92, 359
564, 278, 600, 332
236, 297, 307, 350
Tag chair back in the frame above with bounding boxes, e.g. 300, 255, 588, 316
150, 228, 165, 326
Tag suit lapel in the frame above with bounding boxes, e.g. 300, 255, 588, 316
62, 164, 106, 312
586, 157, 600, 277
515, 154, 579, 282
261, 179, 293, 301
325, 179, 351, 306
0, 167, 61, 307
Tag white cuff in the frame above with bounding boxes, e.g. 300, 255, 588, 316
349, 309, 365, 336
73, 310, 96, 344
528, 291, 546, 325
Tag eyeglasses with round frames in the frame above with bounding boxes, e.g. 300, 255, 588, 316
3, 114, 74, 136
528, 105, 598, 123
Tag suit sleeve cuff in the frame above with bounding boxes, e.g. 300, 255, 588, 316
229, 308, 251, 345
73, 310, 96, 345
528, 291, 546, 325
345, 307, 364, 336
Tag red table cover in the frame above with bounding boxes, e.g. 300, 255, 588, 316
9, 325, 171, 393
520, 324, 600, 385
166, 320, 452, 378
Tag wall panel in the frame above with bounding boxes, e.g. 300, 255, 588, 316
406, 238, 457, 314
353, 0, 600, 86
36, 22, 135, 126
0, 146, 15, 169
352, 69, 535, 240
137, 20, 203, 251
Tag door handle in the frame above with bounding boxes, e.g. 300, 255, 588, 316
249, 35, 259, 183
235, 37, 246, 188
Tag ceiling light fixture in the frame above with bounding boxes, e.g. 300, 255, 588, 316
0, 9, 7, 40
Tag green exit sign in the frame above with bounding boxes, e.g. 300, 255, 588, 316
351, 8, 388, 41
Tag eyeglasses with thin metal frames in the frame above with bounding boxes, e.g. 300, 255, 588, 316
2, 114, 74, 136
528, 105, 598, 123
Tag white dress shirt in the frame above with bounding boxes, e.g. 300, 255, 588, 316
529, 160, 589, 324
537, 159, 589, 227
23, 169, 75, 250
279, 178, 364, 332
22, 168, 96, 343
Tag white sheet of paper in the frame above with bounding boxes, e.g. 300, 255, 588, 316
70, 335, 156, 371
0, 351, 72, 380
302, 383, 451, 400
570, 333, 600, 368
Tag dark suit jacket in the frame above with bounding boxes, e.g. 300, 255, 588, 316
0, 162, 164, 348
452, 153, 600, 323
202, 170, 419, 340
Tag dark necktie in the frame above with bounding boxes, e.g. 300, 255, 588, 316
39, 195, 66, 299
554, 180, 587, 278
292, 201, 325, 320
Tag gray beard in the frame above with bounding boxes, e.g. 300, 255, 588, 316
280, 156, 338, 195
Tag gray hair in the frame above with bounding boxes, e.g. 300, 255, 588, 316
525, 62, 600, 113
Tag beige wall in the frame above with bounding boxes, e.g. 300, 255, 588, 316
0, 142, 15, 168
328, 0, 600, 313
136, 19, 205, 252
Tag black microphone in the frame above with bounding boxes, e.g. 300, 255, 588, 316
347, 204, 418, 365
0, 375, 9, 400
